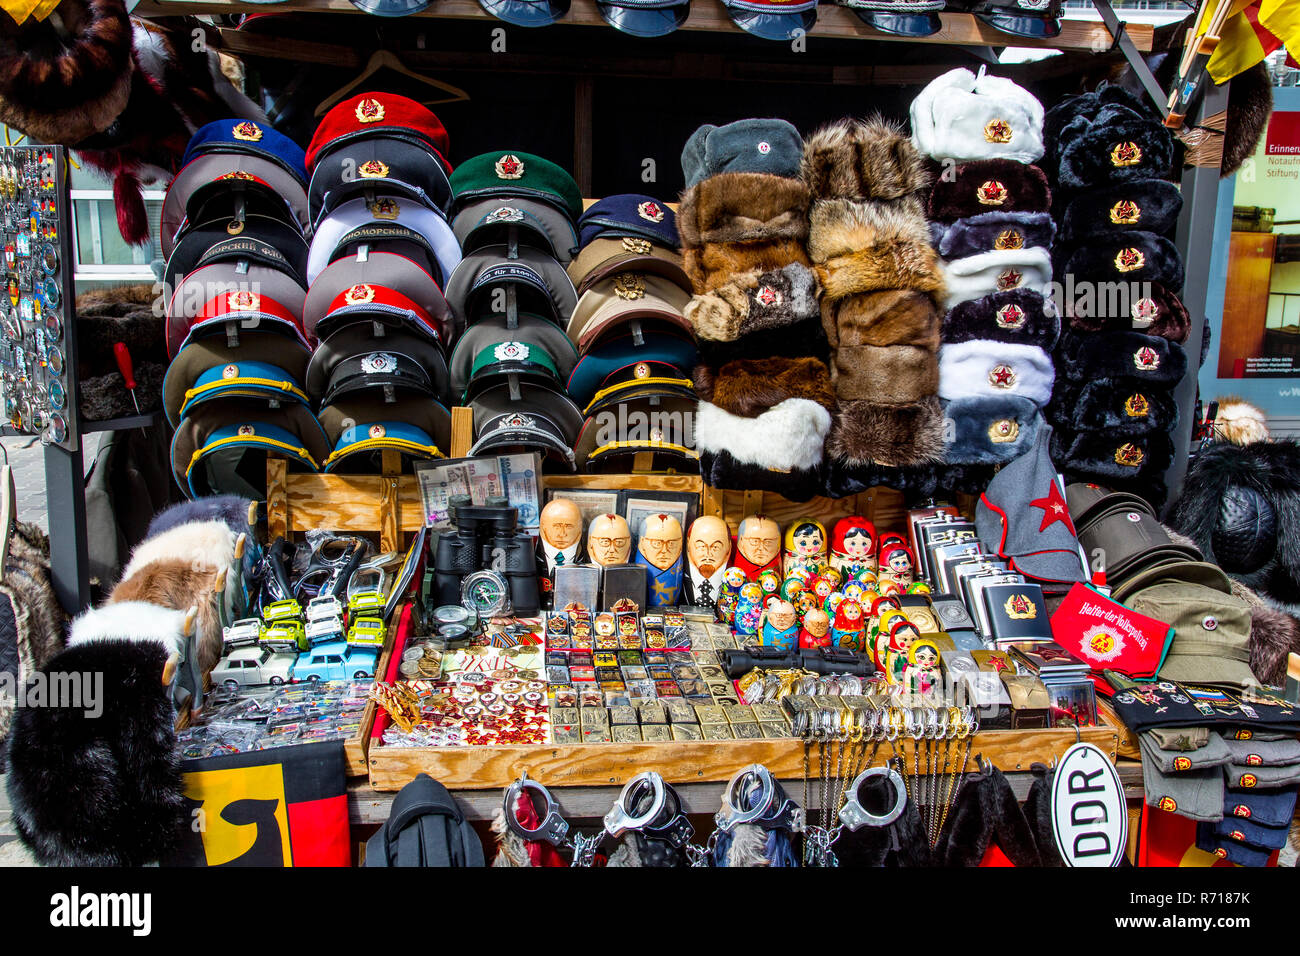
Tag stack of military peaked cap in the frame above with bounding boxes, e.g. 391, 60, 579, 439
1042, 85, 1191, 509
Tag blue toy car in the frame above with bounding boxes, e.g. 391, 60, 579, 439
293, 640, 380, 683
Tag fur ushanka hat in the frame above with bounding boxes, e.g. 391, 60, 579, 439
828, 396, 945, 469
685, 262, 819, 342
677, 172, 811, 248
695, 315, 830, 366
1048, 379, 1178, 437
0, 0, 133, 145
692, 356, 837, 418
801, 116, 930, 203
832, 342, 939, 404
910, 67, 1045, 165
683, 239, 812, 294
694, 397, 832, 474
1042, 83, 1154, 172
1051, 428, 1173, 483
927, 159, 1051, 223
1052, 102, 1176, 191
940, 246, 1052, 311
808, 200, 944, 302
1057, 179, 1182, 246
700, 450, 826, 502
1058, 231, 1184, 292
938, 340, 1054, 406
1064, 280, 1189, 343
935, 211, 1055, 261
942, 395, 1042, 465
824, 288, 941, 351
681, 118, 804, 188
942, 288, 1060, 351
1055, 330, 1188, 387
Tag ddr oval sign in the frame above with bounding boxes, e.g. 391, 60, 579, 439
1051, 742, 1127, 867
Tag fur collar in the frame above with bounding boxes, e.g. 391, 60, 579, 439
943, 396, 1043, 465
942, 288, 1059, 350
807, 197, 929, 264
692, 356, 837, 417
940, 247, 1052, 311
121, 519, 236, 582
683, 239, 811, 295
827, 289, 941, 350
827, 396, 945, 468
816, 239, 945, 303
831, 342, 938, 404
927, 159, 1050, 224
936, 212, 1055, 261
677, 173, 810, 249
68, 600, 186, 656
1056, 330, 1187, 387
694, 398, 831, 472
938, 340, 1054, 406
685, 263, 819, 342
1059, 231, 1184, 292
801, 116, 930, 202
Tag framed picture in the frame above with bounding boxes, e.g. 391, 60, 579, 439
624, 497, 691, 547
545, 489, 620, 528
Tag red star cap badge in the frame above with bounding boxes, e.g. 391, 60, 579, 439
1028, 480, 1076, 536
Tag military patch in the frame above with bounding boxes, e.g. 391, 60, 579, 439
1173, 756, 1192, 771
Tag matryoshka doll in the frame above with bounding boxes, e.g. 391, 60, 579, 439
757, 567, 783, 606
885, 618, 922, 685
715, 565, 748, 626
799, 608, 831, 649
734, 580, 765, 637
783, 517, 828, 578
872, 603, 906, 670
819, 566, 844, 592
830, 599, 865, 650
903, 638, 942, 696
759, 600, 799, 651
878, 539, 916, 589
830, 517, 877, 576
809, 574, 835, 607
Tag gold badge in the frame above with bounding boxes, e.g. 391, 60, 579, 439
984, 119, 1013, 144
1109, 199, 1141, 225
996, 303, 1026, 329
633, 362, 651, 379
369, 197, 400, 220
1133, 346, 1160, 371
218, 170, 256, 181
1156, 796, 1177, 813
1239, 773, 1258, 789
622, 237, 651, 254
1173, 756, 1192, 772
977, 180, 1008, 206
1115, 247, 1145, 272
226, 220, 245, 236
1114, 443, 1145, 467
1131, 297, 1159, 328
1110, 141, 1142, 167
988, 364, 1016, 389
996, 268, 1023, 291
227, 290, 258, 311
222, 364, 239, 380
495, 154, 525, 180
637, 201, 665, 223
237, 425, 256, 437
369, 424, 387, 439
612, 273, 645, 300
994, 229, 1024, 250
1124, 393, 1149, 417
988, 419, 1019, 443
1004, 594, 1036, 619
232, 121, 263, 142
358, 160, 389, 179
356, 98, 385, 123
344, 284, 376, 305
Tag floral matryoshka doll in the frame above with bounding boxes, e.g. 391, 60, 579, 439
758, 567, 783, 604
734, 580, 765, 637
831, 517, 877, 576
783, 517, 828, 578
885, 618, 922, 685
878, 539, 916, 589
830, 599, 865, 650
715, 565, 748, 626
903, 638, 942, 696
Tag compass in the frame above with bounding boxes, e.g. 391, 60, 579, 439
460, 570, 510, 617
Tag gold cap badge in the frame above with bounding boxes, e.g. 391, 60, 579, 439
996, 303, 1026, 329
1109, 199, 1140, 225
1110, 141, 1142, 167
358, 160, 389, 179
344, 284, 376, 305
621, 237, 651, 254
984, 119, 1013, 144
988, 419, 1019, 443
612, 273, 645, 301
977, 180, 1008, 206
232, 122, 263, 142
1124, 393, 1149, 417
1115, 247, 1145, 273
356, 98, 385, 124
1114, 443, 1145, 467
495, 154, 525, 180
994, 229, 1024, 250
988, 364, 1016, 388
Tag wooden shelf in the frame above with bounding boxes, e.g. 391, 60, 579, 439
131, 0, 1150, 53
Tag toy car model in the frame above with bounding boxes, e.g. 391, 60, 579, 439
260, 619, 308, 652
306, 595, 344, 622
346, 590, 385, 615
305, 615, 345, 647
294, 641, 380, 683
346, 616, 386, 647
222, 617, 263, 651
211, 646, 297, 691
262, 598, 304, 623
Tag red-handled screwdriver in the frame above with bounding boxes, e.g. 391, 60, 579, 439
114, 342, 142, 413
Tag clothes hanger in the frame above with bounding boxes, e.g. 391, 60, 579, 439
314, 48, 470, 117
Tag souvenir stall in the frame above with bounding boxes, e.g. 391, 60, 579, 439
2, 0, 1299, 871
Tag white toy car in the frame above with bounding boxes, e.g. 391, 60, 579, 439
222, 618, 263, 652
306, 615, 345, 647
306, 595, 344, 622
211, 645, 297, 691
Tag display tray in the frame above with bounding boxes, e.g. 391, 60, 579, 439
367, 722, 1122, 791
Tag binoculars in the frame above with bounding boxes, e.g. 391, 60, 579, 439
432, 500, 539, 615
721, 645, 876, 679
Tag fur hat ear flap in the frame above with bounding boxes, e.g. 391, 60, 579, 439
1058, 179, 1182, 245
942, 288, 1060, 350
108, 559, 225, 674
938, 340, 1054, 406
830, 289, 941, 350
699, 450, 826, 502
697, 315, 830, 367
683, 240, 812, 294
942, 396, 1043, 465
833, 343, 939, 404
677, 173, 811, 248
1059, 231, 1184, 292
1064, 280, 1190, 343
1051, 428, 1174, 483
827, 396, 945, 468
1056, 330, 1188, 387
941, 247, 1052, 311
692, 356, 837, 418
807, 197, 930, 264
1048, 379, 1178, 436
1055, 105, 1176, 191
694, 398, 831, 472
927, 159, 1050, 223
684, 263, 819, 342
801, 115, 931, 202
936, 211, 1055, 261
68, 599, 187, 654
0, 0, 134, 144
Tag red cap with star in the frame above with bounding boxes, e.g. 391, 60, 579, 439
306, 93, 451, 174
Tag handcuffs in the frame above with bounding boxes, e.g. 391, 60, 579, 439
294, 535, 367, 601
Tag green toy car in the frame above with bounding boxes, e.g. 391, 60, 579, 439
262, 598, 304, 624
346, 591, 385, 615
345, 616, 386, 647
260, 619, 308, 652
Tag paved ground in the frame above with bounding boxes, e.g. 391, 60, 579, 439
1, 432, 103, 531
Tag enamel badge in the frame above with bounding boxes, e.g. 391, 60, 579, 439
495, 154, 525, 179
977, 180, 1008, 206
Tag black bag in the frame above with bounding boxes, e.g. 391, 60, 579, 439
365, 774, 485, 867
